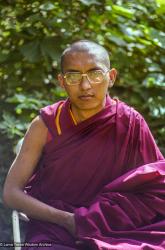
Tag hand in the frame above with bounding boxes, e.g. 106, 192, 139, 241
52, 209, 76, 236
65, 212, 76, 237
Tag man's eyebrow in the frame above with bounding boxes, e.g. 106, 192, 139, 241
64, 69, 81, 73
64, 67, 103, 73
88, 67, 103, 71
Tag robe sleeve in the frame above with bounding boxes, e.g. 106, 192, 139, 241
74, 113, 165, 240
74, 160, 165, 239
131, 115, 164, 166
120, 112, 164, 171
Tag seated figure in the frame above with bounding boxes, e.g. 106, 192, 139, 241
3, 40, 165, 250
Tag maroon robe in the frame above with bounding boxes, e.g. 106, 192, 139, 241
24, 95, 165, 250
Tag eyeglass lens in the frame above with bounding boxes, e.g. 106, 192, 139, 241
65, 70, 105, 85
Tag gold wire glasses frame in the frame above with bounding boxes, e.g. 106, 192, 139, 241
63, 69, 110, 85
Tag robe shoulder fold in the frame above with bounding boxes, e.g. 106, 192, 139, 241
39, 100, 64, 137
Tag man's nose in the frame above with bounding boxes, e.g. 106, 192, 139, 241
80, 75, 91, 90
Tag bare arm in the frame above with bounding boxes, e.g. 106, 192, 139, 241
3, 116, 75, 235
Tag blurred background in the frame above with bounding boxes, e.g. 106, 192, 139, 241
0, 0, 165, 247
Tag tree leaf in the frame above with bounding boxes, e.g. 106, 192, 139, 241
19, 41, 40, 62
41, 38, 61, 61
39, 2, 55, 11
156, 0, 165, 13
112, 5, 135, 18
79, 0, 100, 6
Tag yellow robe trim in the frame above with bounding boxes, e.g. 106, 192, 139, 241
55, 103, 63, 135
55, 102, 77, 136
69, 107, 77, 126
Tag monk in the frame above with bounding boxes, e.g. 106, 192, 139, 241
3, 40, 165, 250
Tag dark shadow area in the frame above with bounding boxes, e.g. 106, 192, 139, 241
0, 133, 26, 249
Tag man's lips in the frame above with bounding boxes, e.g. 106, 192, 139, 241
79, 94, 95, 100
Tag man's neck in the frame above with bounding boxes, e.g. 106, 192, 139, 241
70, 100, 106, 124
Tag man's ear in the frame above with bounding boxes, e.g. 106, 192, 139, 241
58, 74, 65, 89
109, 68, 117, 88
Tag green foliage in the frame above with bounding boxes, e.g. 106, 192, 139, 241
0, 0, 164, 152
156, 0, 165, 13
0, 112, 28, 139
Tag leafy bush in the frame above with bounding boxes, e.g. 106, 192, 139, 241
0, 0, 164, 152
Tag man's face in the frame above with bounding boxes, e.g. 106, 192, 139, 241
59, 51, 115, 112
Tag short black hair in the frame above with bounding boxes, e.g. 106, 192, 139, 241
60, 40, 110, 73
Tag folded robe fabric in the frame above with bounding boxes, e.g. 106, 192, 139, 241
24, 96, 165, 250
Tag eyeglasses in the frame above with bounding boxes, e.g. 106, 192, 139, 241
63, 69, 109, 85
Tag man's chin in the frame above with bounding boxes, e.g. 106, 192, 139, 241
76, 102, 102, 111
